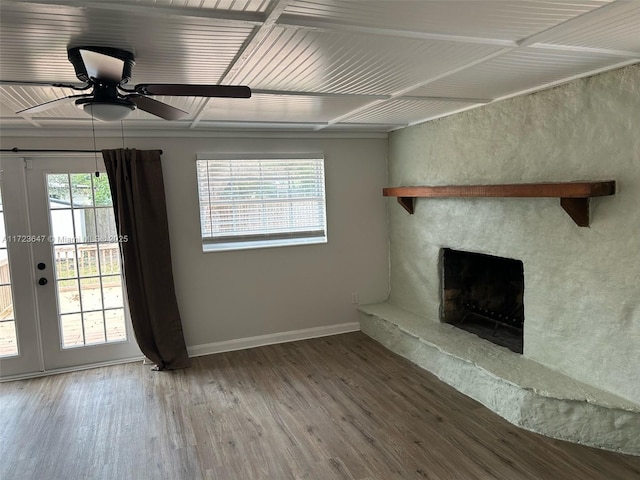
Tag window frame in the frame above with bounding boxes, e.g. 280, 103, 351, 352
195, 153, 328, 252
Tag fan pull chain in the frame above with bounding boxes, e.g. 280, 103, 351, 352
89, 104, 100, 177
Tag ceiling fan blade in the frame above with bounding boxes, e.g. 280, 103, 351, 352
128, 95, 188, 120
16, 94, 89, 115
134, 84, 251, 98
79, 49, 125, 83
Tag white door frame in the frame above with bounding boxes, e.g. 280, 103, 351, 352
0, 154, 142, 379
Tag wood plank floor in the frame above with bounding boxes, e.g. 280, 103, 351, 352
1, 332, 639, 480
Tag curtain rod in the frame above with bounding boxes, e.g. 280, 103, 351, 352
1, 147, 163, 154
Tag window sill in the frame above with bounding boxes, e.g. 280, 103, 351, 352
202, 236, 327, 253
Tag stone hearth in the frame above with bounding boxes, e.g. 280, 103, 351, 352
358, 302, 640, 456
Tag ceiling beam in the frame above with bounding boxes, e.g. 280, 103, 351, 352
221, 0, 295, 85
251, 89, 390, 100
0, 124, 391, 139
252, 90, 491, 104
530, 43, 640, 59
189, 0, 293, 129
399, 96, 492, 104
277, 15, 516, 47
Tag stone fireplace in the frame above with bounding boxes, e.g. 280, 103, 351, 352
359, 65, 640, 456
441, 248, 524, 354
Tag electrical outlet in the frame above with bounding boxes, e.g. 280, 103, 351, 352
351, 292, 360, 304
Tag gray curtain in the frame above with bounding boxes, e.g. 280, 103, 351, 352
102, 148, 190, 370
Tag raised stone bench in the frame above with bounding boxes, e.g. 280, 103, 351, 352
358, 302, 640, 456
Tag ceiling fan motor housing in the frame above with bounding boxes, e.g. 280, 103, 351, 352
75, 84, 136, 121
68, 46, 135, 84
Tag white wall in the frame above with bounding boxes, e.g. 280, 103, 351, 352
1, 134, 390, 350
387, 65, 640, 403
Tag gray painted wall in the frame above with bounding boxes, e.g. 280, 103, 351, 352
2, 135, 390, 349
387, 65, 640, 403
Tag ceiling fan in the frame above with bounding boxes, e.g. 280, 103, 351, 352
14, 46, 251, 121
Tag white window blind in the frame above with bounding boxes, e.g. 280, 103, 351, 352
196, 154, 327, 251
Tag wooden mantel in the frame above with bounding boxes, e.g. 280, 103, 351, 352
383, 181, 616, 227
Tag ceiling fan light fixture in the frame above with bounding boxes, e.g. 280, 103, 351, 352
78, 100, 136, 121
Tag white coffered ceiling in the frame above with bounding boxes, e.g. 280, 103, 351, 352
0, 0, 638, 134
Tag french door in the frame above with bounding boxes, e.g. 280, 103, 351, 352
0, 155, 141, 378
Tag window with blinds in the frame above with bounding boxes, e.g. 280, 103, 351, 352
196, 154, 327, 251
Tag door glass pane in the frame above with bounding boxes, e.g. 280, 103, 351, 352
102, 275, 123, 309
105, 309, 126, 342
48, 174, 71, 209
76, 244, 99, 277
96, 208, 117, 242
54, 246, 77, 278
50, 209, 74, 244
48, 173, 127, 349
70, 174, 94, 207
93, 175, 113, 207
0, 185, 18, 358
83, 311, 106, 345
99, 243, 120, 274
57, 279, 81, 314
0, 284, 17, 357
0, 212, 5, 248
0, 320, 18, 357
80, 277, 103, 311
60, 313, 83, 347
75, 208, 96, 243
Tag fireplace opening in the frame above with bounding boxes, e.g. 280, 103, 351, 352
441, 248, 524, 354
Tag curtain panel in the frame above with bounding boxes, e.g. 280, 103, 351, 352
103, 148, 190, 370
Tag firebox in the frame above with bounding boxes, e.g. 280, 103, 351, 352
441, 248, 524, 354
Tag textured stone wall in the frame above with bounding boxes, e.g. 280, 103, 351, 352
387, 65, 640, 403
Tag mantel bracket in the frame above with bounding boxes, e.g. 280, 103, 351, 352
560, 198, 590, 227
397, 197, 415, 214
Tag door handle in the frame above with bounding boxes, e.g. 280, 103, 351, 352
38, 278, 48, 286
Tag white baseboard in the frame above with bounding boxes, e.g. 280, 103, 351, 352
187, 322, 360, 358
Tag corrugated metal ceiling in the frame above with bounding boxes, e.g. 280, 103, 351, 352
0, 0, 638, 133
